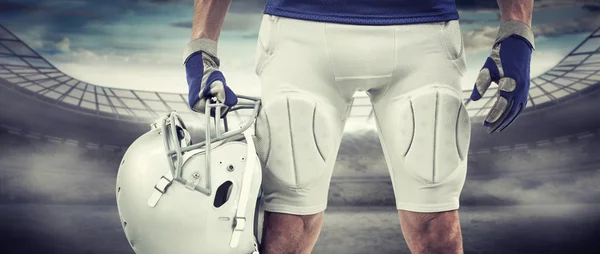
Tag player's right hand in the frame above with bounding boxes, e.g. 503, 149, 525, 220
184, 38, 238, 118
470, 20, 535, 134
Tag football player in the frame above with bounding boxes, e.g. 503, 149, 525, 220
183, 0, 534, 253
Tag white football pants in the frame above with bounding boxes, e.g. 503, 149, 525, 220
254, 15, 470, 214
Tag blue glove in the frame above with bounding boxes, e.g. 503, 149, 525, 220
470, 20, 535, 133
184, 38, 238, 118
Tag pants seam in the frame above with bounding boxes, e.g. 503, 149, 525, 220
369, 26, 396, 105
324, 22, 353, 104
263, 203, 327, 215
396, 202, 459, 213
433, 91, 439, 183
404, 99, 415, 157
455, 103, 464, 161
264, 109, 272, 165
312, 103, 326, 162
285, 97, 298, 186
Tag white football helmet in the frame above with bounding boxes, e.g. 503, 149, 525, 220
116, 95, 263, 254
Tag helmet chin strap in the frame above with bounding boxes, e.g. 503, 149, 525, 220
230, 127, 258, 248
147, 114, 182, 208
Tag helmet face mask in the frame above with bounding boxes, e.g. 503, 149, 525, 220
116, 96, 263, 254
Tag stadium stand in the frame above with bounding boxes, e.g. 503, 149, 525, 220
1, 24, 600, 206
1, 24, 600, 147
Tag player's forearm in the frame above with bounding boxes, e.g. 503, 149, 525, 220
497, 0, 533, 26
191, 0, 232, 41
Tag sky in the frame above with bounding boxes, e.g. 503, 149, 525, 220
0, 0, 599, 97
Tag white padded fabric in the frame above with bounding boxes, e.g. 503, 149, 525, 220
254, 15, 470, 214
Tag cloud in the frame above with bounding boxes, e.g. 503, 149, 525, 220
0, 0, 186, 39
462, 26, 498, 53
170, 21, 191, 29
171, 12, 262, 32
462, 169, 600, 205
459, 15, 501, 25
35, 36, 101, 57
71, 49, 99, 59
533, 15, 600, 37
462, 14, 600, 53
55, 37, 71, 52
38, 32, 262, 94
3, 0, 596, 73
0, 2, 43, 13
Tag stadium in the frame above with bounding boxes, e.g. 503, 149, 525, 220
1, 21, 600, 254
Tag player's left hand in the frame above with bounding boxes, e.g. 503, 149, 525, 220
470, 20, 535, 133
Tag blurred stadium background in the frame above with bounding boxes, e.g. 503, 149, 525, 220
1, 15, 600, 254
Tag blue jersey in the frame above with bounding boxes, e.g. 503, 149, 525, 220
264, 0, 459, 25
